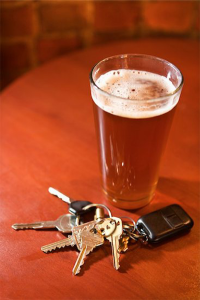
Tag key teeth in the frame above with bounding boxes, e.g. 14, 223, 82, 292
12, 224, 24, 230
73, 258, 85, 275
73, 266, 81, 276
41, 244, 67, 253
12, 224, 42, 230
12, 225, 32, 230
13, 226, 28, 230
12, 225, 18, 230
42, 249, 50, 253
41, 241, 75, 253
73, 269, 80, 276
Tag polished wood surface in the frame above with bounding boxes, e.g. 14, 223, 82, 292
1, 38, 199, 300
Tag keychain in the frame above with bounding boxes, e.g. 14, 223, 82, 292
120, 204, 194, 248
12, 187, 194, 275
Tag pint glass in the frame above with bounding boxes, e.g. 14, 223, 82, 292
90, 54, 183, 209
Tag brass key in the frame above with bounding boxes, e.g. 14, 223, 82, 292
107, 217, 123, 270
41, 220, 104, 275
72, 224, 104, 275
98, 217, 122, 270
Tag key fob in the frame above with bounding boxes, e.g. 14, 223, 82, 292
136, 204, 194, 243
69, 201, 94, 215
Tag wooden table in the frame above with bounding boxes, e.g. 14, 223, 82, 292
1, 38, 199, 300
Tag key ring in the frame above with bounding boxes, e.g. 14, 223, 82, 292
120, 218, 148, 242
119, 216, 136, 230
82, 203, 112, 218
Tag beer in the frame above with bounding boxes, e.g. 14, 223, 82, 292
90, 56, 183, 209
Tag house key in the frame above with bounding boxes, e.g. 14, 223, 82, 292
12, 214, 79, 233
97, 217, 123, 270
41, 220, 105, 275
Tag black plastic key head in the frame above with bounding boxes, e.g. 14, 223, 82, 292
69, 200, 93, 215
136, 204, 194, 243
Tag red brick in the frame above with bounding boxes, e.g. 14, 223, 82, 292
37, 36, 81, 63
1, 43, 30, 71
94, 2, 140, 31
143, 1, 195, 33
39, 2, 90, 34
0, 3, 35, 37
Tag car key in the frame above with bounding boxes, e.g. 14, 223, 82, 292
12, 214, 79, 233
136, 204, 194, 243
48, 187, 94, 215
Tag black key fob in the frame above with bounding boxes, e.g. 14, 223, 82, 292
69, 201, 94, 215
136, 204, 194, 243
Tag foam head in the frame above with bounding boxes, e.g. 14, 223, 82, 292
91, 69, 179, 119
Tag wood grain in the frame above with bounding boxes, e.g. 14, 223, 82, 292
0, 38, 199, 300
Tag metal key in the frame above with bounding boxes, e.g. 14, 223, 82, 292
118, 235, 130, 253
41, 236, 75, 253
41, 220, 104, 275
41, 220, 100, 253
12, 214, 79, 233
72, 224, 104, 275
93, 217, 122, 269
105, 217, 123, 270
49, 187, 93, 215
41, 218, 122, 274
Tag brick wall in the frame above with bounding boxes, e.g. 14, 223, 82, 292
0, 0, 199, 90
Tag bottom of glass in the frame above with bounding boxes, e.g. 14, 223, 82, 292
103, 189, 154, 210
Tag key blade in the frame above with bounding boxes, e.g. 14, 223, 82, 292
72, 246, 87, 275
107, 217, 123, 270
41, 237, 74, 253
48, 187, 72, 204
12, 222, 44, 230
111, 235, 121, 270
71, 221, 104, 275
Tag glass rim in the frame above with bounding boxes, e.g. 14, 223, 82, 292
89, 54, 184, 103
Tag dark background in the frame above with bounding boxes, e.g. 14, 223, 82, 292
0, 0, 199, 90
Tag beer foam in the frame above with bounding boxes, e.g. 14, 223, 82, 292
92, 69, 178, 118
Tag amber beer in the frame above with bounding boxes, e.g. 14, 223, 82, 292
90, 55, 183, 209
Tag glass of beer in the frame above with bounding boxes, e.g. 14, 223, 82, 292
89, 54, 183, 209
